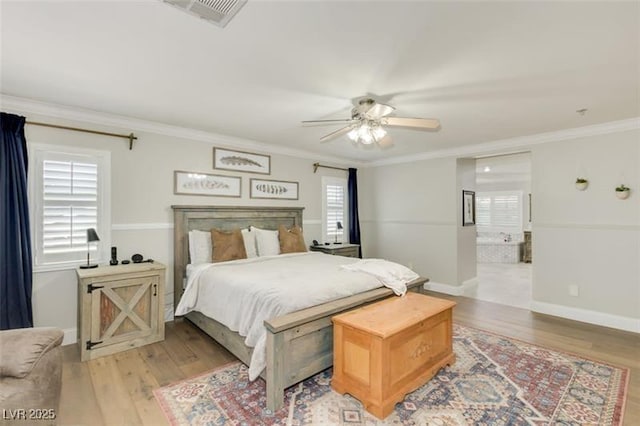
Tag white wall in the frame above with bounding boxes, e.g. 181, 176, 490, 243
19, 109, 349, 343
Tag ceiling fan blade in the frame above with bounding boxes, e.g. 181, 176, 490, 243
377, 134, 394, 149
364, 103, 395, 119
302, 118, 356, 127
383, 117, 440, 129
320, 125, 354, 142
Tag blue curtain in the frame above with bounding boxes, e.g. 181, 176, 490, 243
0, 112, 33, 329
347, 168, 362, 258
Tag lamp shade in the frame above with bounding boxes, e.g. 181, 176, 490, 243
87, 228, 100, 243
336, 221, 343, 230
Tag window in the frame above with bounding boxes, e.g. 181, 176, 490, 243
476, 191, 522, 232
29, 144, 110, 271
322, 176, 348, 243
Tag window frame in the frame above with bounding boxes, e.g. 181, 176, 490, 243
321, 176, 348, 244
475, 190, 523, 234
29, 143, 111, 272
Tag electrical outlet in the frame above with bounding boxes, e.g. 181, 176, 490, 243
568, 284, 579, 297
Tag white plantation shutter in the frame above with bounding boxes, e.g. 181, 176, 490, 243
476, 195, 491, 227
30, 145, 110, 270
326, 184, 344, 240
42, 160, 98, 254
322, 177, 348, 243
476, 191, 522, 232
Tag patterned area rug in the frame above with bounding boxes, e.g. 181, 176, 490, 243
154, 325, 628, 425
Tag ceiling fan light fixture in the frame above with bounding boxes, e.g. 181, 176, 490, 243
372, 125, 386, 140
303, 97, 440, 149
346, 121, 387, 145
359, 127, 374, 144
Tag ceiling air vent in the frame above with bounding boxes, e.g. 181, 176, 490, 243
164, 0, 247, 28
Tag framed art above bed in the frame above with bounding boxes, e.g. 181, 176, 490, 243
249, 178, 299, 200
174, 170, 241, 197
213, 147, 271, 175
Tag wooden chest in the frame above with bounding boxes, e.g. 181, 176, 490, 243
331, 292, 456, 419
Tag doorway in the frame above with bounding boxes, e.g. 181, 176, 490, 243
467, 152, 532, 309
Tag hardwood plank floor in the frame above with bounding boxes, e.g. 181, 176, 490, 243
58, 293, 640, 425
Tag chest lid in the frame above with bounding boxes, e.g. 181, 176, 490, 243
332, 292, 456, 338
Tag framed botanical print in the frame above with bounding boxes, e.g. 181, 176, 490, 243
213, 148, 270, 175
462, 190, 475, 226
250, 178, 298, 200
174, 171, 241, 197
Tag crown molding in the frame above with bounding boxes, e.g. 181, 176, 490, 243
367, 117, 640, 167
3, 94, 637, 169
0, 94, 362, 167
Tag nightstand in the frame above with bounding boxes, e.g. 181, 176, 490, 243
76, 262, 165, 361
309, 243, 360, 258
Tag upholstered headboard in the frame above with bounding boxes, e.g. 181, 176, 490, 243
171, 205, 304, 309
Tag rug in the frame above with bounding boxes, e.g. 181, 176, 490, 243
154, 325, 628, 425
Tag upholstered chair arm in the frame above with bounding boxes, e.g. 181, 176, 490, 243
0, 327, 63, 378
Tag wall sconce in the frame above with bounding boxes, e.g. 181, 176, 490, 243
335, 221, 343, 244
80, 228, 100, 269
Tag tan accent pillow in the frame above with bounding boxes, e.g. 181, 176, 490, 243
278, 225, 307, 254
210, 228, 247, 262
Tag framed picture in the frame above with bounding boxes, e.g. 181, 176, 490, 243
213, 147, 270, 175
462, 190, 475, 226
250, 178, 298, 200
174, 171, 241, 197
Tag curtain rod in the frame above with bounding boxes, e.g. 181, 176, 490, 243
26, 120, 138, 150
313, 162, 348, 173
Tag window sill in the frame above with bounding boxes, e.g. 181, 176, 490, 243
34, 259, 108, 274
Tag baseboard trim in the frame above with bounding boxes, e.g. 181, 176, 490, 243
462, 277, 478, 294
62, 328, 77, 346
423, 281, 465, 296
530, 301, 640, 333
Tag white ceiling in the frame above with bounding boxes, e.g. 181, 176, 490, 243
476, 152, 531, 185
1, 1, 638, 162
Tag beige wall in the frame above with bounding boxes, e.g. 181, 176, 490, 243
22, 111, 349, 342
359, 158, 459, 286
14, 103, 640, 339
360, 128, 639, 331
456, 158, 477, 286
530, 129, 639, 325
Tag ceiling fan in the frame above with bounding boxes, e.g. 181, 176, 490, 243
302, 98, 440, 148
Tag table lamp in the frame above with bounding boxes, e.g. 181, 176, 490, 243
335, 221, 343, 244
80, 228, 100, 269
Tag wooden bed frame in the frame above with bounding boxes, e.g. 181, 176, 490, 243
172, 205, 428, 411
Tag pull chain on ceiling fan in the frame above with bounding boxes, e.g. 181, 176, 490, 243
302, 98, 440, 148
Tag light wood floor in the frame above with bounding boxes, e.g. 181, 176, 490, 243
58, 293, 640, 425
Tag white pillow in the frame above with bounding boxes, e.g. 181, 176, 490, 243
253, 227, 280, 256
241, 228, 258, 258
188, 230, 212, 264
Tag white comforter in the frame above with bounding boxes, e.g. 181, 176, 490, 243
175, 251, 418, 380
